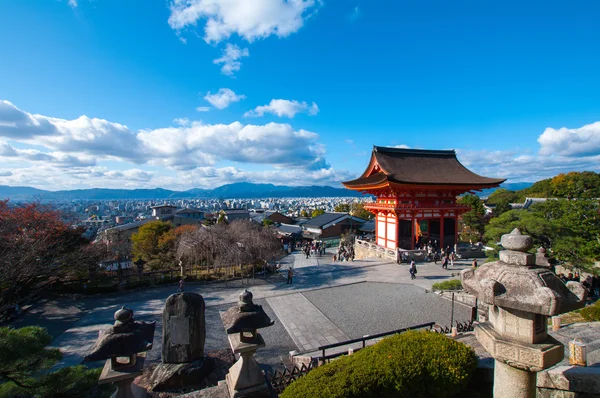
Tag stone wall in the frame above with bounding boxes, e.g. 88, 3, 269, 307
354, 240, 396, 262
354, 240, 428, 263
537, 365, 600, 397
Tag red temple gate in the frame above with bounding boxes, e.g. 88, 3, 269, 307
342, 147, 505, 250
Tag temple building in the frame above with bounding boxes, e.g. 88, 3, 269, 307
342, 146, 505, 250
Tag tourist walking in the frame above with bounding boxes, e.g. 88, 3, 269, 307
287, 267, 294, 284
442, 254, 449, 270
409, 261, 417, 279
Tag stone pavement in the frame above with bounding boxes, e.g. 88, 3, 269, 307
266, 293, 349, 352
28, 248, 475, 369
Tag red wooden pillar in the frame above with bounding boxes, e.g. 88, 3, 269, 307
410, 214, 415, 250
440, 213, 445, 250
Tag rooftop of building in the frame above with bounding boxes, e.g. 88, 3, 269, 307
343, 146, 506, 189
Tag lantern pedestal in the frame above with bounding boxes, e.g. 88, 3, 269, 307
226, 333, 269, 398
494, 361, 536, 398
98, 355, 146, 398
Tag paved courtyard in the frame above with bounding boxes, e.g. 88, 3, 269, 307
14, 249, 476, 370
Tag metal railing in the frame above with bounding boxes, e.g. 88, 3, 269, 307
316, 322, 435, 363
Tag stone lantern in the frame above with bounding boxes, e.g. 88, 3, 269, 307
84, 306, 156, 398
221, 290, 274, 397
461, 229, 587, 398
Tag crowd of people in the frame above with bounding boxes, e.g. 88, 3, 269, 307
300, 241, 326, 259
559, 272, 600, 298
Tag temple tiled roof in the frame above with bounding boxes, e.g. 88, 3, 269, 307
343, 146, 505, 189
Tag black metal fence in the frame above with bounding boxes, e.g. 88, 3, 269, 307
316, 322, 436, 364
433, 320, 475, 334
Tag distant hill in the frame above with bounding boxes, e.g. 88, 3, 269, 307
0, 182, 370, 201
477, 182, 534, 198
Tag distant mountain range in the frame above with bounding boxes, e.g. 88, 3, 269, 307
0, 181, 533, 201
0, 182, 370, 201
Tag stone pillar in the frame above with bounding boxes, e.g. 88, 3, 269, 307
162, 292, 206, 363
149, 293, 207, 391
460, 229, 587, 398
225, 333, 270, 398
494, 361, 536, 398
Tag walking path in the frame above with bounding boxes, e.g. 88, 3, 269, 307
15, 248, 476, 369
266, 293, 349, 352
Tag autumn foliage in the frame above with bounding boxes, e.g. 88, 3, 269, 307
0, 200, 95, 305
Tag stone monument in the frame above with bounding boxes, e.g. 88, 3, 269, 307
221, 289, 274, 398
85, 306, 156, 398
461, 229, 587, 398
150, 292, 209, 391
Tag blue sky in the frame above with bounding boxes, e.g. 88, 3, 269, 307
1, 0, 600, 190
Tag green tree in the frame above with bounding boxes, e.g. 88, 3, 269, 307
350, 202, 373, 220
300, 209, 309, 218
486, 188, 521, 217
484, 199, 600, 272
0, 326, 109, 398
311, 208, 325, 218
457, 194, 486, 242
131, 220, 174, 270
262, 218, 274, 227
216, 213, 228, 225
550, 171, 600, 199
334, 203, 350, 213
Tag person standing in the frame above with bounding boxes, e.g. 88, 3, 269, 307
178, 278, 185, 292
472, 258, 478, 269
442, 254, 449, 270
409, 261, 417, 280
287, 267, 294, 284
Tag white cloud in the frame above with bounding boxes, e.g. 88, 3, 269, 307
196, 106, 211, 112
244, 99, 319, 118
68, 0, 78, 8
457, 149, 600, 183
0, 100, 332, 184
173, 117, 190, 127
393, 144, 410, 149
538, 121, 600, 157
203, 88, 245, 109
213, 44, 249, 76
0, 170, 12, 177
104, 169, 153, 182
178, 165, 355, 189
137, 121, 324, 169
167, 0, 320, 43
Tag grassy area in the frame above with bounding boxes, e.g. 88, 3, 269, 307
432, 279, 463, 291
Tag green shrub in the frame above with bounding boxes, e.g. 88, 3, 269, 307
431, 279, 463, 291
281, 331, 478, 398
580, 300, 600, 322
0, 326, 111, 398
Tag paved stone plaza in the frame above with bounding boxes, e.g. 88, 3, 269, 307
15, 249, 477, 370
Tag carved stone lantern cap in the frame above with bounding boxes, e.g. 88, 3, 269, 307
460, 229, 587, 316
238, 289, 255, 312
114, 306, 134, 325
501, 228, 532, 252
222, 290, 274, 340
84, 305, 156, 363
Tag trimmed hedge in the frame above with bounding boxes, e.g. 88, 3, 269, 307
580, 300, 600, 322
432, 279, 463, 291
281, 331, 477, 398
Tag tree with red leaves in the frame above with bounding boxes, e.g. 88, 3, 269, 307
0, 200, 95, 305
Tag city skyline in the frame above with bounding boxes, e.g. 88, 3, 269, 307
1, 1, 600, 190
